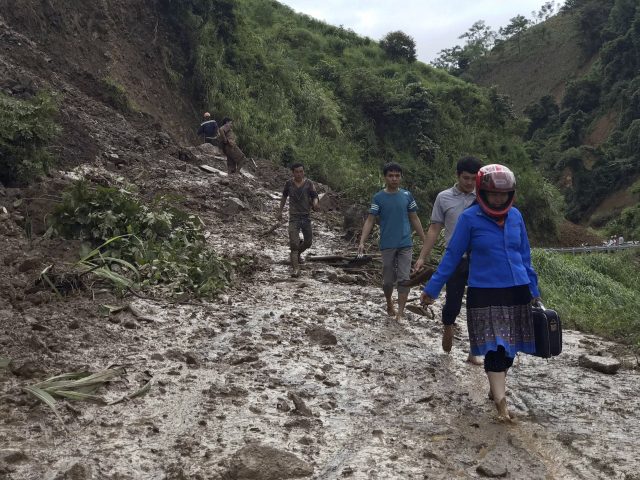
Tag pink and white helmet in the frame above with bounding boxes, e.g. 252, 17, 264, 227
475, 164, 516, 217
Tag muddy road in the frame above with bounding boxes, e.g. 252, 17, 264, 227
1, 156, 639, 480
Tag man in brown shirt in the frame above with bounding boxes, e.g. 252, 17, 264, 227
219, 117, 246, 174
276, 163, 319, 277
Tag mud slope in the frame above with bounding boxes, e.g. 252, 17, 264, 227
1, 151, 640, 480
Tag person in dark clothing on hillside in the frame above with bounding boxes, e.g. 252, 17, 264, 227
219, 117, 247, 174
197, 112, 219, 145
276, 163, 319, 277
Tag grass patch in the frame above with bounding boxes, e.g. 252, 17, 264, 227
100, 77, 135, 113
533, 249, 640, 346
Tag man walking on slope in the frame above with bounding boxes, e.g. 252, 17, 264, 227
276, 163, 319, 277
358, 162, 426, 321
414, 156, 483, 364
196, 112, 219, 145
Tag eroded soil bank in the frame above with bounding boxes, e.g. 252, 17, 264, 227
1, 154, 639, 480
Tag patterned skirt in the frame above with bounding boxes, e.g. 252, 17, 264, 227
466, 285, 535, 358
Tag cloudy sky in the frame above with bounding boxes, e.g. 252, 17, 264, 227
277, 0, 564, 63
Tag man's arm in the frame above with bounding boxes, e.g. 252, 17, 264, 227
310, 182, 319, 210
414, 222, 443, 271
409, 212, 426, 241
276, 184, 289, 219
408, 212, 426, 271
357, 214, 377, 256
219, 126, 229, 145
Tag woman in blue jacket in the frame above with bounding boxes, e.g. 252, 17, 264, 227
420, 164, 541, 421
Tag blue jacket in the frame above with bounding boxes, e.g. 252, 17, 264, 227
197, 119, 219, 138
424, 204, 540, 298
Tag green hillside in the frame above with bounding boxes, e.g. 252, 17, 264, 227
466, 0, 640, 237
466, 12, 586, 113
157, 0, 562, 241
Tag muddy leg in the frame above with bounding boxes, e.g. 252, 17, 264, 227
226, 156, 236, 174
384, 288, 396, 316
396, 248, 412, 320
290, 251, 300, 277
381, 250, 397, 316
298, 219, 313, 264
485, 347, 514, 420
288, 222, 301, 277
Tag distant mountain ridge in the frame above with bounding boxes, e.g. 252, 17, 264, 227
465, 0, 640, 239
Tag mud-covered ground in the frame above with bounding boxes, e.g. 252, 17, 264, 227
1, 152, 640, 480
2, 4, 639, 478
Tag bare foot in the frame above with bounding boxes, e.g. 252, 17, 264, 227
495, 397, 514, 422
386, 304, 397, 317
466, 355, 484, 366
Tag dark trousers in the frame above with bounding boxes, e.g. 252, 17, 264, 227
484, 346, 514, 372
288, 217, 313, 253
442, 257, 469, 326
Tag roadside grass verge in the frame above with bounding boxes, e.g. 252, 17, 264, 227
533, 249, 640, 347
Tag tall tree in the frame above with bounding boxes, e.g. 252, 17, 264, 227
499, 15, 532, 53
431, 20, 496, 75
380, 31, 417, 63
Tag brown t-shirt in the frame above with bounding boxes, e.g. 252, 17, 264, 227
283, 179, 316, 219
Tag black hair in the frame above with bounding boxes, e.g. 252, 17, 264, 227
456, 156, 482, 175
290, 162, 304, 171
221, 117, 232, 126
382, 162, 403, 176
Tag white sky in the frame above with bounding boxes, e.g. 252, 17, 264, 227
277, 0, 565, 62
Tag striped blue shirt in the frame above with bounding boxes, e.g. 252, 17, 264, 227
369, 189, 418, 250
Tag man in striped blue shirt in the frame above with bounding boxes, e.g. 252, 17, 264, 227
358, 163, 426, 321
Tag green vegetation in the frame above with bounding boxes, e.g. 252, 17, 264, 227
602, 181, 640, 239
100, 77, 135, 113
533, 249, 640, 346
459, 0, 640, 234
0, 90, 60, 186
523, 0, 640, 231
51, 181, 237, 298
158, 0, 562, 242
24, 367, 151, 429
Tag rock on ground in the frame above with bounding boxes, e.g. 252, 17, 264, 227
45, 460, 91, 480
306, 326, 337, 345
578, 354, 622, 374
224, 444, 313, 480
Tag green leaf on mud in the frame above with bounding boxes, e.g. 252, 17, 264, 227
53, 390, 107, 404
78, 234, 132, 263
99, 304, 127, 317
39, 265, 62, 297
34, 371, 92, 385
110, 379, 152, 405
23, 385, 66, 427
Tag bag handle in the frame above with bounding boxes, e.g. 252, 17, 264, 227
533, 300, 546, 310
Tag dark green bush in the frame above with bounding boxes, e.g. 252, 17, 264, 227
0, 91, 60, 186
52, 181, 236, 298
